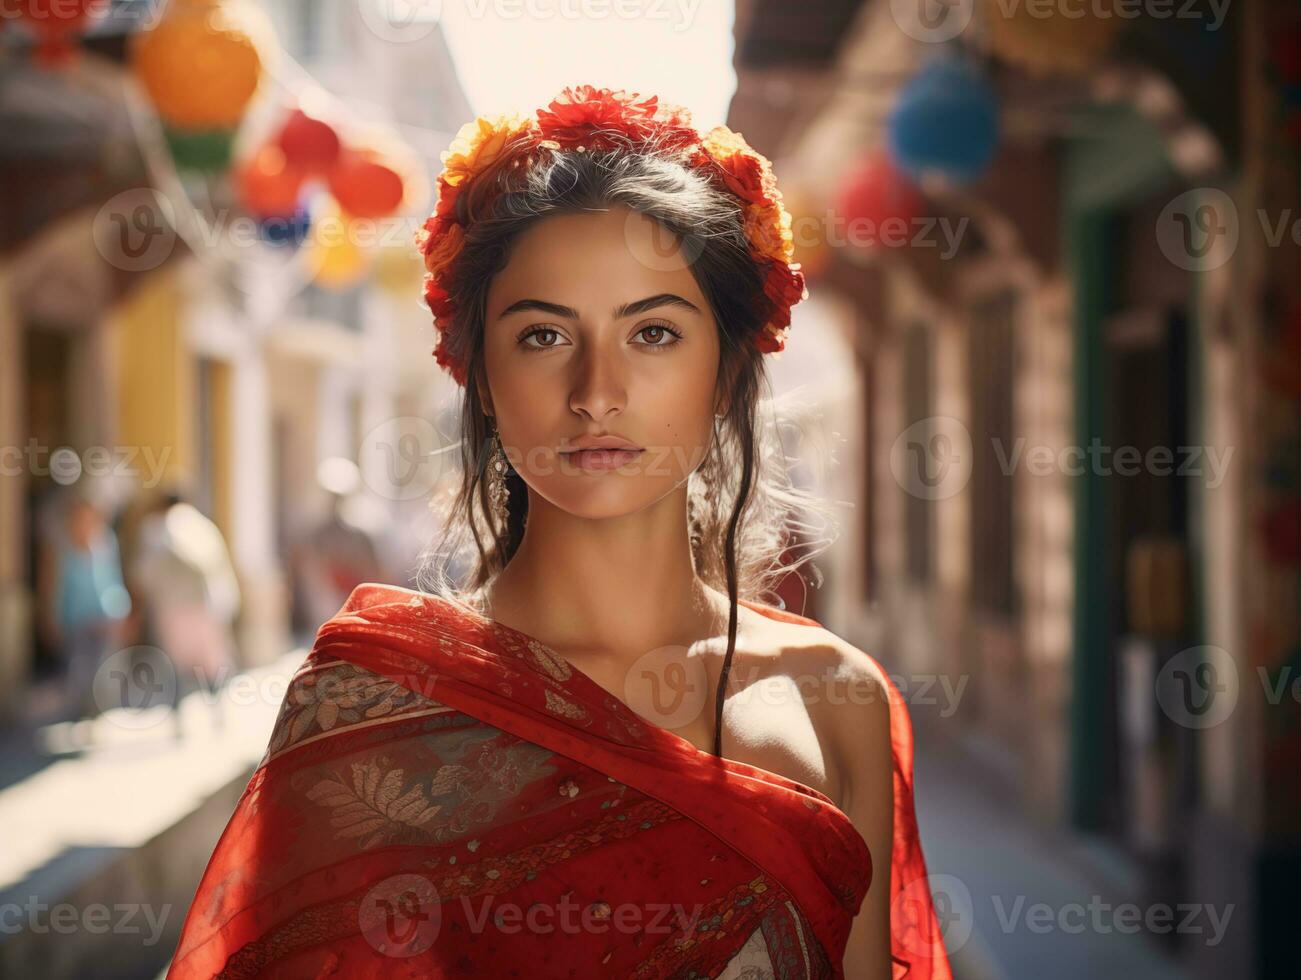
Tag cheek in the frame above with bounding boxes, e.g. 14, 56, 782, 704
644, 378, 717, 473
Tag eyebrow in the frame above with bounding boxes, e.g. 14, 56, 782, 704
497, 293, 702, 321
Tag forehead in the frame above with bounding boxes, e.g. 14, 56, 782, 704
487, 206, 709, 316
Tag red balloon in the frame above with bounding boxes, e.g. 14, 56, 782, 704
278, 110, 341, 173
835, 151, 924, 248
236, 145, 307, 219
328, 153, 405, 219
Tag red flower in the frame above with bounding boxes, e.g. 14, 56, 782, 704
423, 275, 456, 319
536, 84, 698, 153
763, 263, 805, 327
434, 333, 468, 386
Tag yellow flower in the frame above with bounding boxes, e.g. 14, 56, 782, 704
439, 112, 534, 188
744, 200, 794, 264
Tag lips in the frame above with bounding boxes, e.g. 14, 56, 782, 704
560, 447, 644, 471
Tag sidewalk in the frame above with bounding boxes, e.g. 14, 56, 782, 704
910, 718, 1193, 980
0, 649, 306, 980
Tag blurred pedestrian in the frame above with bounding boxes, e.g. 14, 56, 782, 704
36, 485, 132, 719
131, 490, 241, 729
292, 457, 389, 632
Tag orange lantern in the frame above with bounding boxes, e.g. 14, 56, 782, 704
236, 145, 307, 219
129, 0, 267, 130
328, 151, 406, 219
278, 110, 341, 174
15, 0, 100, 68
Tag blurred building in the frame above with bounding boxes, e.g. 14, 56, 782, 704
0, 1, 470, 721
730, 1, 1298, 979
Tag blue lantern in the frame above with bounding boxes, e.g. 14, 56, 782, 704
260, 206, 312, 247
887, 55, 1000, 186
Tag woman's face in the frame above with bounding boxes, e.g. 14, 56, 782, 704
482, 204, 722, 520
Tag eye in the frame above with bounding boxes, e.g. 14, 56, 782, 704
635, 320, 684, 349
518, 326, 568, 350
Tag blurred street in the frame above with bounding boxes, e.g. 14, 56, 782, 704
1, 1, 1297, 978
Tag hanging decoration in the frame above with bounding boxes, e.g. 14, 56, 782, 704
12, 0, 102, 68
328, 150, 407, 220
236, 144, 307, 219
887, 54, 1000, 187
277, 109, 342, 174
306, 201, 372, 290
981, 0, 1122, 76
129, 0, 269, 171
835, 150, 925, 250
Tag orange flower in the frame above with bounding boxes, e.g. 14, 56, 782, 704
692, 126, 778, 208
440, 112, 534, 189
417, 216, 464, 278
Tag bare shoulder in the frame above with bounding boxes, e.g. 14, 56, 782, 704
742, 613, 893, 812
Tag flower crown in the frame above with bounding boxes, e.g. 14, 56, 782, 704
414, 84, 807, 386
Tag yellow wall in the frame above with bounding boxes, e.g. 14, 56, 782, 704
108, 265, 194, 494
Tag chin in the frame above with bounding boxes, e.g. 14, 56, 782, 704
529, 475, 685, 521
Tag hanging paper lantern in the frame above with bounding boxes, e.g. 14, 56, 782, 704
835, 151, 924, 249
14, 0, 101, 68
164, 126, 236, 172
328, 151, 406, 219
130, 0, 267, 131
307, 204, 371, 290
888, 56, 1000, 186
277, 110, 341, 174
236, 144, 307, 218
260, 207, 312, 247
982, 0, 1121, 76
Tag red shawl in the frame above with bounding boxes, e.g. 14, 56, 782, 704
168, 583, 952, 979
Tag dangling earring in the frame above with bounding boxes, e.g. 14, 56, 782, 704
486, 426, 509, 526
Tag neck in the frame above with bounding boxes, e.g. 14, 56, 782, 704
481, 486, 728, 656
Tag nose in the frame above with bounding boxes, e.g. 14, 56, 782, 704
567, 342, 627, 422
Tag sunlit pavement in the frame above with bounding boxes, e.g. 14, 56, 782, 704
0, 649, 306, 979
911, 719, 1191, 980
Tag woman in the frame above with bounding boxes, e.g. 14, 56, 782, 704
168, 85, 951, 979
